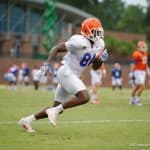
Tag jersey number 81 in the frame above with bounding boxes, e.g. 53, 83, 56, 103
80, 53, 96, 67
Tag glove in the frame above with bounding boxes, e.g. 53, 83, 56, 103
101, 50, 109, 61
40, 63, 51, 76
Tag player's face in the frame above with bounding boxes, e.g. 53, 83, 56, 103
137, 41, 147, 52
91, 28, 104, 41
140, 44, 147, 52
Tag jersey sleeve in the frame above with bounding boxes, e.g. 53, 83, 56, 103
65, 36, 83, 52
132, 51, 140, 62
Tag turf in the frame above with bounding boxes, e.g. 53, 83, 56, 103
0, 86, 150, 150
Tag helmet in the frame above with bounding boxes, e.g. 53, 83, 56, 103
137, 41, 147, 52
81, 18, 104, 42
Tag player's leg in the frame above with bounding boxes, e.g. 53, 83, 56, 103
19, 81, 69, 131
34, 101, 62, 120
130, 71, 146, 105
91, 83, 100, 104
135, 71, 146, 97
18, 107, 47, 132
134, 84, 145, 105
12, 75, 17, 90
112, 78, 116, 91
90, 70, 100, 104
62, 90, 89, 108
18, 85, 62, 132
46, 90, 89, 127
35, 81, 39, 90
18, 100, 61, 132
136, 84, 145, 96
119, 85, 122, 90
130, 70, 139, 104
130, 85, 139, 104
131, 85, 139, 97
57, 66, 90, 108
46, 68, 89, 126
117, 78, 122, 93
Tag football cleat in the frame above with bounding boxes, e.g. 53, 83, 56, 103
91, 99, 100, 105
129, 97, 135, 105
18, 118, 35, 133
135, 101, 143, 106
129, 100, 135, 105
46, 108, 57, 127
135, 103, 142, 106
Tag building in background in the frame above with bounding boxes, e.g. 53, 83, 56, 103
0, 0, 93, 59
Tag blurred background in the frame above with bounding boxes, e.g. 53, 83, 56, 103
0, 0, 149, 88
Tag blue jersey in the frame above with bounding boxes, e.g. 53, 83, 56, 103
10, 67, 18, 76
23, 67, 30, 76
112, 68, 122, 79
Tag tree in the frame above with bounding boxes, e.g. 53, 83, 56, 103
60, 0, 99, 10
117, 5, 144, 33
43, 0, 59, 52
60, 0, 147, 33
145, 0, 150, 27
99, 0, 125, 30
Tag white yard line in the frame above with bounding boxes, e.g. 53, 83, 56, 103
0, 120, 150, 125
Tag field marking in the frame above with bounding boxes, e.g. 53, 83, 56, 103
0, 120, 150, 125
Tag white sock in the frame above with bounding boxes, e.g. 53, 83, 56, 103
132, 96, 135, 99
53, 104, 64, 114
134, 96, 140, 102
91, 94, 97, 101
25, 114, 36, 123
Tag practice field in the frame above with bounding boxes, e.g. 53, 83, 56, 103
0, 86, 150, 150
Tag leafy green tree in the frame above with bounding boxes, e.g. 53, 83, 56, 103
117, 5, 144, 33
60, 0, 99, 10
144, 0, 150, 41
60, 0, 147, 34
105, 35, 136, 56
144, 0, 150, 27
99, 0, 125, 30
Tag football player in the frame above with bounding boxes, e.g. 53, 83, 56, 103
4, 64, 18, 90
52, 62, 61, 87
90, 63, 106, 104
32, 65, 40, 90
111, 63, 122, 91
128, 63, 136, 89
130, 41, 149, 105
19, 18, 109, 132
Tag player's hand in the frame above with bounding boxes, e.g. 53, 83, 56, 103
101, 50, 109, 61
41, 63, 52, 76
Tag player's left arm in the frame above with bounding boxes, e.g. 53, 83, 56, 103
92, 57, 103, 70
92, 49, 109, 70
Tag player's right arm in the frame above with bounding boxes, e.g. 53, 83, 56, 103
40, 43, 67, 76
47, 35, 83, 63
47, 43, 67, 64
43, 36, 81, 75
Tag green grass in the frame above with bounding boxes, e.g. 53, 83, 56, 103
0, 86, 150, 150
